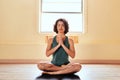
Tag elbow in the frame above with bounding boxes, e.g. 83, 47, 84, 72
71, 52, 75, 58
46, 50, 50, 57
71, 54, 75, 58
46, 52, 50, 57
71, 55, 75, 58
46, 55, 49, 57
46, 54, 50, 57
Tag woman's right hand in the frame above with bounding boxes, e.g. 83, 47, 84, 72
58, 36, 64, 45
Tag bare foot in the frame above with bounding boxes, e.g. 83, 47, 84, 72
42, 71, 56, 75
42, 71, 49, 74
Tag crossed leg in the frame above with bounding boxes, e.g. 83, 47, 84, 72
37, 62, 82, 75
37, 63, 64, 72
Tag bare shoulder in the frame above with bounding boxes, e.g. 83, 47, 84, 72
48, 38, 53, 41
47, 38, 53, 44
68, 38, 74, 44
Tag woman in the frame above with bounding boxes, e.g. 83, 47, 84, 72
37, 18, 81, 75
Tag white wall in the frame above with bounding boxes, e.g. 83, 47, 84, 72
0, 0, 120, 61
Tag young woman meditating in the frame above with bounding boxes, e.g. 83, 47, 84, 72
37, 18, 81, 75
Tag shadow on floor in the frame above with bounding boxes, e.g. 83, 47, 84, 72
36, 73, 80, 80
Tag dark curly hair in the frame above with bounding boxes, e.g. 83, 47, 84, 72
53, 18, 69, 34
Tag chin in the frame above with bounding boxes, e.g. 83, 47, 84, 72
59, 31, 64, 33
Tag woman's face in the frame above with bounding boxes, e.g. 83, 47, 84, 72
57, 21, 65, 33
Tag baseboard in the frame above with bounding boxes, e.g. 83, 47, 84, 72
0, 59, 40, 64
70, 59, 120, 64
0, 59, 120, 64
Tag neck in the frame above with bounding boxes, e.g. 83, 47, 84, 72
57, 33, 65, 37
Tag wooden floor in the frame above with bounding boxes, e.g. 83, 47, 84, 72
0, 64, 120, 80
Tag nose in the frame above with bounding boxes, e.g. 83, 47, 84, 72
59, 25, 63, 29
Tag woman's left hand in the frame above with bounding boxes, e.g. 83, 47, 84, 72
58, 36, 64, 45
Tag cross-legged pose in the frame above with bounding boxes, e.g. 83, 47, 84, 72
37, 18, 82, 75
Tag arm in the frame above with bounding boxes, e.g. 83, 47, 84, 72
46, 38, 60, 57
59, 37, 75, 58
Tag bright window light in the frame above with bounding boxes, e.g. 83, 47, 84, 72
40, 0, 83, 33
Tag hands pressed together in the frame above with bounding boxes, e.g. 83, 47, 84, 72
57, 36, 64, 47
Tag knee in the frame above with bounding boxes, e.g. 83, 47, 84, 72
37, 63, 45, 70
74, 63, 82, 71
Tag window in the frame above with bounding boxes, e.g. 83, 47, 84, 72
40, 0, 83, 33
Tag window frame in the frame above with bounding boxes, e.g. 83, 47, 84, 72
37, 0, 88, 35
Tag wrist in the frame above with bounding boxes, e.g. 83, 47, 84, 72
61, 44, 64, 47
57, 44, 61, 47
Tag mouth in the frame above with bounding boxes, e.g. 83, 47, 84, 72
59, 29, 63, 30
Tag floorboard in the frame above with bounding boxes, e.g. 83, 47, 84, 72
0, 64, 120, 80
